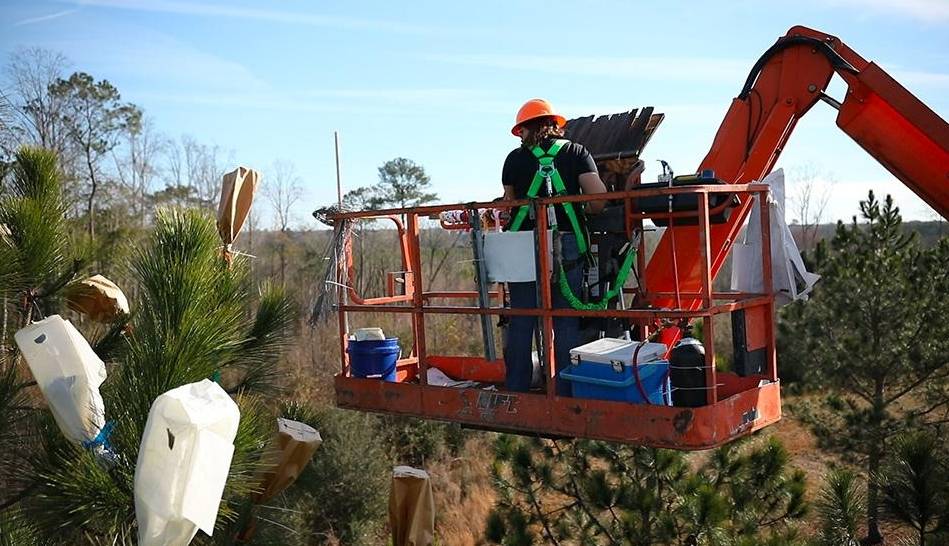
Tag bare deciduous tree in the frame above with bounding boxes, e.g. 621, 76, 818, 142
787, 163, 834, 251
265, 159, 303, 285
182, 135, 224, 206
266, 159, 303, 232
0, 48, 72, 160
159, 135, 226, 208
114, 116, 164, 226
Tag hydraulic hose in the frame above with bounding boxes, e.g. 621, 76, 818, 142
556, 243, 638, 311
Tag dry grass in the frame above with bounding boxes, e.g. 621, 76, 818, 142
428, 436, 497, 546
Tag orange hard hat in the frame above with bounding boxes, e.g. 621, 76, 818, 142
512, 98, 567, 136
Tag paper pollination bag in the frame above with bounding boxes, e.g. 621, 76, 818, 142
217, 166, 260, 262
14, 315, 106, 443
255, 417, 322, 502
389, 466, 435, 546
64, 274, 130, 323
134, 379, 240, 546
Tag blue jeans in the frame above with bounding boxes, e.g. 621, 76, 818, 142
504, 233, 582, 395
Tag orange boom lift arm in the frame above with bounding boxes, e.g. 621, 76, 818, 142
326, 26, 948, 450
646, 25, 949, 357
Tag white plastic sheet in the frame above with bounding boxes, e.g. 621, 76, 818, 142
14, 315, 106, 443
135, 379, 240, 546
730, 169, 820, 306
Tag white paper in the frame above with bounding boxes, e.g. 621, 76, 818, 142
425, 368, 480, 389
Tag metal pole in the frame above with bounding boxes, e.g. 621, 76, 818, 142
334, 131, 349, 373
334, 131, 343, 208
469, 208, 497, 361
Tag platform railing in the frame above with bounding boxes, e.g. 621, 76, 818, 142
330, 183, 776, 407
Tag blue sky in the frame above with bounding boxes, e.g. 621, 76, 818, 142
3, 0, 948, 225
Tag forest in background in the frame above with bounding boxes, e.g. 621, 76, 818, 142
1, 47, 948, 546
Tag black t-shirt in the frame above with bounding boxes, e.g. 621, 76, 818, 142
502, 138, 598, 230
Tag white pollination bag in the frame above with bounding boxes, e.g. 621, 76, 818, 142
135, 379, 240, 546
731, 169, 820, 306
14, 315, 106, 443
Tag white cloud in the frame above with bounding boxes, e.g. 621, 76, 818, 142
71, 0, 459, 36
133, 86, 513, 116
887, 69, 949, 88
822, 179, 939, 221
13, 8, 79, 26
40, 22, 272, 96
827, 0, 949, 22
427, 53, 751, 84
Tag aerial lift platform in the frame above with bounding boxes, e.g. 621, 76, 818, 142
324, 25, 949, 450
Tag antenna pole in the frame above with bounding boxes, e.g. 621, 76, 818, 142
334, 131, 343, 208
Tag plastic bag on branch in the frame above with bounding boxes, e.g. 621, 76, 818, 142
134, 379, 240, 546
14, 315, 106, 443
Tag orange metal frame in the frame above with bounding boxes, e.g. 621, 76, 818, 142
330, 184, 781, 450
328, 25, 948, 450
646, 25, 949, 351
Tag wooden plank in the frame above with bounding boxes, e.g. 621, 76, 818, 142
564, 108, 664, 159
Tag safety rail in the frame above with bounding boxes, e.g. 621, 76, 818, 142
328, 183, 779, 449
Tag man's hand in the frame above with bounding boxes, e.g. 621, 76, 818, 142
624, 160, 646, 190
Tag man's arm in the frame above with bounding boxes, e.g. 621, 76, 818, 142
502, 185, 516, 201
579, 172, 608, 214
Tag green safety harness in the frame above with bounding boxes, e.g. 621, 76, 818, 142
508, 139, 638, 311
508, 139, 588, 254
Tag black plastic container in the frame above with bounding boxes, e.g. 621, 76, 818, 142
630, 173, 739, 227
669, 337, 707, 407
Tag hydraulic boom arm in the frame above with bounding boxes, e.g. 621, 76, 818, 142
646, 25, 949, 353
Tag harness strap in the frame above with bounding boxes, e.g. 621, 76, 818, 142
508, 139, 588, 254
557, 244, 638, 310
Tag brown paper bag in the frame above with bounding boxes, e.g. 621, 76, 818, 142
389, 466, 435, 546
255, 418, 322, 502
217, 166, 260, 262
64, 274, 129, 323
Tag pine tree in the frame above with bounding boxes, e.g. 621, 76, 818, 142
782, 191, 949, 544
877, 432, 949, 545
485, 436, 807, 545
342, 157, 437, 211
814, 469, 863, 546
0, 147, 298, 543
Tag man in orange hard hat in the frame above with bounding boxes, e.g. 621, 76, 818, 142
502, 98, 608, 394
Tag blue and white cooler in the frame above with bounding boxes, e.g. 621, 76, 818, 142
560, 338, 671, 404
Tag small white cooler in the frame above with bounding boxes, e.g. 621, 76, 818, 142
561, 338, 671, 404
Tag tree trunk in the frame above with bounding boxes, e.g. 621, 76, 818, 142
279, 241, 287, 287
864, 380, 885, 545
85, 155, 97, 240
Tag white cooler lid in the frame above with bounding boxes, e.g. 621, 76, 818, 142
569, 338, 668, 365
